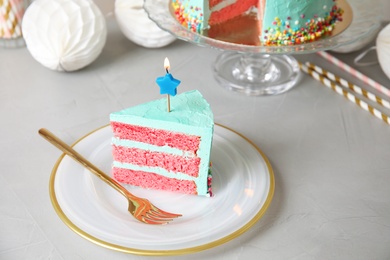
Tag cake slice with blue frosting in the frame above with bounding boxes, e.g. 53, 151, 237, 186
110, 90, 214, 196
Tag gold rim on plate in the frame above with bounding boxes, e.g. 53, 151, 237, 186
48, 123, 275, 256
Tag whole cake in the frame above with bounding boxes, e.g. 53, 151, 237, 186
171, 0, 344, 45
110, 90, 214, 196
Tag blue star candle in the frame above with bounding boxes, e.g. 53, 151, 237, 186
156, 58, 181, 112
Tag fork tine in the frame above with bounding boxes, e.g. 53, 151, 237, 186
150, 206, 182, 218
142, 216, 172, 225
145, 213, 173, 222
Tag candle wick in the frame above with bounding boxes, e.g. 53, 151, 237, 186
166, 68, 169, 74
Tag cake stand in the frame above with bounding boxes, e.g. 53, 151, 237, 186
144, 0, 381, 96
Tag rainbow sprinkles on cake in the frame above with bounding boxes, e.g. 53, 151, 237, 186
171, 0, 344, 45
110, 90, 214, 197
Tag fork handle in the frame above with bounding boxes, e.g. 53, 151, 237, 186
39, 128, 136, 200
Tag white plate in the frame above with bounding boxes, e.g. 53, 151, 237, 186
49, 124, 274, 255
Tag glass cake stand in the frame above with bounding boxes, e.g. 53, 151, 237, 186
144, 0, 381, 96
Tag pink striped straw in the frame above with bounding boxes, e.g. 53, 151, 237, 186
317, 51, 390, 98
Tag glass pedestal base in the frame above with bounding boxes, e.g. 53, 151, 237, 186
213, 52, 301, 96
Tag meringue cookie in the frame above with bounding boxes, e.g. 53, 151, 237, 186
114, 0, 176, 48
376, 24, 390, 80
22, 0, 107, 71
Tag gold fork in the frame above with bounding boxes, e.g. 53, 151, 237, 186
39, 128, 182, 225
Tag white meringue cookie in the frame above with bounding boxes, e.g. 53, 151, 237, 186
376, 24, 390, 80
22, 0, 107, 71
114, 0, 175, 48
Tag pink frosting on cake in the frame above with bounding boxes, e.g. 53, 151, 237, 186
112, 167, 198, 195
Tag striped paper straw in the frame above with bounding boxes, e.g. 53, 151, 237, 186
305, 61, 390, 110
299, 62, 390, 125
317, 51, 390, 98
0, 0, 24, 39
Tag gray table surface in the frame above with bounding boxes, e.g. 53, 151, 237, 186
1, 2, 390, 260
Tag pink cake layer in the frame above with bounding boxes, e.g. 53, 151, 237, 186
209, 0, 223, 8
112, 145, 201, 177
209, 0, 259, 25
111, 122, 200, 153
113, 167, 198, 195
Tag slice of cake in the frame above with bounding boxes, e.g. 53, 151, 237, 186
110, 90, 214, 196
171, 0, 344, 45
